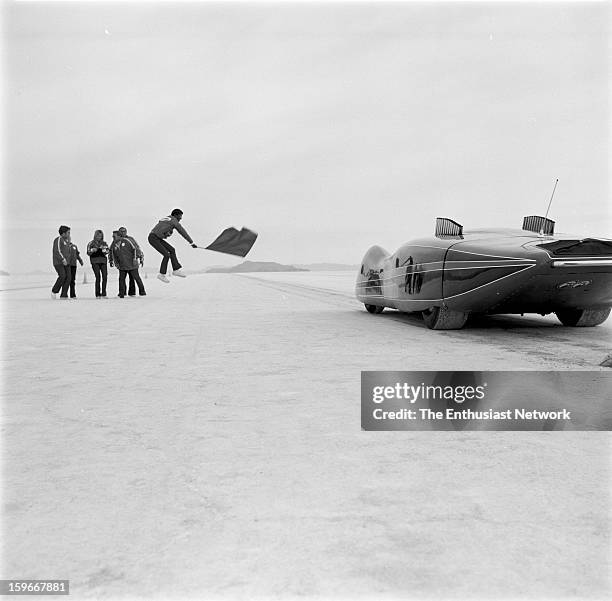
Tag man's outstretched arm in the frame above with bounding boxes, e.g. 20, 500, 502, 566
173, 219, 194, 245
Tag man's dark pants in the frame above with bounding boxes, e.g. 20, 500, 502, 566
69, 265, 78, 298
148, 233, 181, 274
118, 269, 138, 298
52, 264, 70, 297
92, 262, 108, 297
128, 268, 146, 296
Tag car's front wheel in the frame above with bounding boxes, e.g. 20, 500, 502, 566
555, 307, 611, 327
365, 304, 384, 314
422, 306, 468, 330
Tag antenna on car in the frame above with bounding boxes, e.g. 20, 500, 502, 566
544, 178, 558, 222
522, 180, 558, 236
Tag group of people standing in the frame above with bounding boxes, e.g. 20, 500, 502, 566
51, 209, 197, 299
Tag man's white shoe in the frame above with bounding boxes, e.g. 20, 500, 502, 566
157, 273, 170, 283
172, 269, 187, 278
51, 292, 57, 299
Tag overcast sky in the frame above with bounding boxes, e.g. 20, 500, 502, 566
1, 1, 610, 272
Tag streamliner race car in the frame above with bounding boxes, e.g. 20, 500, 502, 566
355, 215, 612, 330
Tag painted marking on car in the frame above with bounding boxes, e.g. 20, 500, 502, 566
356, 265, 536, 302
557, 280, 592, 289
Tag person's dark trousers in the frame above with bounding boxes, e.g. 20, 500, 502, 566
52, 264, 70, 297
128, 268, 146, 296
91, 263, 108, 297
148, 233, 181, 274
118, 269, 135, 298
69, 265, 78, 298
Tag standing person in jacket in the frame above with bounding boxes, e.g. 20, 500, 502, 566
118, 226, 146, 297
109, 230, 120, 295
87, 230, 110, 298
110, 231, 134, 299
148, 209, 198, 283
51, 225, 72, 299
67, 235, 84, 298
109, 231, 120, 269
110, 231, 143, 298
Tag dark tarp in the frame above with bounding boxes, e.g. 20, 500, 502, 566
205, 227, 258, 257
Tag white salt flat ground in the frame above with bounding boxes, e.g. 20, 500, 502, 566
1, 272, 610, 600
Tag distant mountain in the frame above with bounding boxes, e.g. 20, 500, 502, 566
180, 269, 211, 275
24, 270, 51, 276
207, 261, 308, 273
0, 270, 9, 276
295, 263, 358, 271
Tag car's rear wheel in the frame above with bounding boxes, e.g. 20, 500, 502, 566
555, 307, 611, 327
422, 306, 468, 330
365, 304, 384, 314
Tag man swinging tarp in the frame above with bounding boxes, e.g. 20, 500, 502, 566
148, 209, 258, 282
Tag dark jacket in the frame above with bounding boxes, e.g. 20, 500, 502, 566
68, 244, 83, 267
150, 216, 194, 244
87, 239, 110, 264
52, 236, 71, 266
110, 237, 137, 271
125, 235, 144, 263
